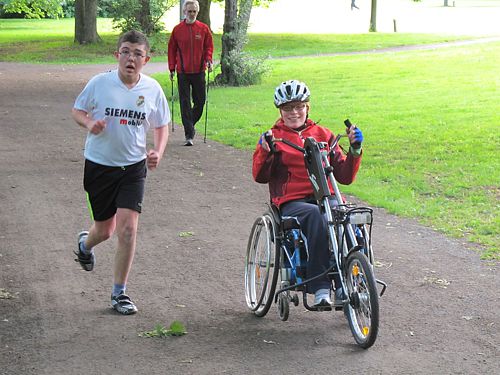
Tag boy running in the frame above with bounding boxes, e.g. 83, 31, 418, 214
71, 30, 170, 315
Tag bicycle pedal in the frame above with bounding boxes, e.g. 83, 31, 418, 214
317, 305, 332, 312
314, 303, 332, 312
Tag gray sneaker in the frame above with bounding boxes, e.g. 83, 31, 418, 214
184, 138, 193, 146
313, 288, 332, 311
74, 231, 95, 271
111, 293, 138, 315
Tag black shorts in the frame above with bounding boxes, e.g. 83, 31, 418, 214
83, 159, 147, 221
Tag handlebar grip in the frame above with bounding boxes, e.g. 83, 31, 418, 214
344, 119, 361, 149
264, 134, 277, 153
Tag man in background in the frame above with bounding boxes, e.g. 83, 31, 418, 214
168, 0, 213, 146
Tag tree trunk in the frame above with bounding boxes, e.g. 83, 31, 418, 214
236, 0, 252, 37
198, 0, 212, 29
219, 0, 238, 84
369, 0, 377, 32
218, 0, 253, 85
74, 0, 101, 44
137, 0, 154, 35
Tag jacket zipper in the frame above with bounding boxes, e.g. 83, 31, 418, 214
189, 24, 194, 72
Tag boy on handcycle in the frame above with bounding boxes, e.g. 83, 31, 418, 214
252, 80, 364, 308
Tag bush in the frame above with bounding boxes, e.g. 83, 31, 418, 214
107, 0, 175, 35
147, 32, 168, 54
220, 49, 269, 86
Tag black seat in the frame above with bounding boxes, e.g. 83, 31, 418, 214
282, 218, 301, 230
270, 204, 301, 231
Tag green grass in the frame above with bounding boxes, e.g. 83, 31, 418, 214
0, 18, 472, 63
0, 18, 119, 63
1, 18, 498, 259
156, 42, 500, 260
242, 33, 472, 58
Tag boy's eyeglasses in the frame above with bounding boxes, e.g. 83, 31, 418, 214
119, 51, 147, 60
281, 103, 307, 112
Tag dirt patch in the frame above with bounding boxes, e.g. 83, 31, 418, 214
0, 62, 498, 374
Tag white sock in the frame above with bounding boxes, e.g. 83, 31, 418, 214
79, 236, 90, 255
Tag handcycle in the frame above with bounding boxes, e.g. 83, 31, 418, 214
244, 120, 387, 349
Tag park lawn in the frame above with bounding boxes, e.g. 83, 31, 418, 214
0, 18, 472, 63
155, 41, 500, 260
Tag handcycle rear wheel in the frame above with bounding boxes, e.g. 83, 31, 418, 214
344, 251, 379, 349
244, 213, 280, 317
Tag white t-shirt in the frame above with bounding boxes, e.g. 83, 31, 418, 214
74, 70, 170, 167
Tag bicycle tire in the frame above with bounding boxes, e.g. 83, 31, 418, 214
344, 251, 379, 348
244, 213, 280, 317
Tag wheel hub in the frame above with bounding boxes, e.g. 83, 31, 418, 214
349, 291, 361, 309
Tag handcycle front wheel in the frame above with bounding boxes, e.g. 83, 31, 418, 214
277, 292, 289, 321
244, 213, 280, 317
344, 251, 380, 349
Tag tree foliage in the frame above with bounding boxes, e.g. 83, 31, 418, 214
3, 0, 63, 18
104, 0, 176, 35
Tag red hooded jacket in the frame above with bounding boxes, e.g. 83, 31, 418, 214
252, 118, 362, 207
168, 20, 214, 74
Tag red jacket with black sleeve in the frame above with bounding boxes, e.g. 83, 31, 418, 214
252, 118, 362, 208
168, 20, 214, 74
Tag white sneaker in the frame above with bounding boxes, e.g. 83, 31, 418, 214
314, 288, 332, 306
111, 293, 138, 315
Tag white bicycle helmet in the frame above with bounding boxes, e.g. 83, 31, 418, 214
274, 80, 311, 108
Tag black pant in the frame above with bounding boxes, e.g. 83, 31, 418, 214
177, 72, 206, 139
83, 159, 147, 221
280, 200, 336, 293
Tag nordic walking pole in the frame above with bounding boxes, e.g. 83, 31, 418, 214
204, 68, 210, 143
170, 75, 175, 133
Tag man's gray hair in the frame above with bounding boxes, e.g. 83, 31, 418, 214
183, 0, 200, 12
